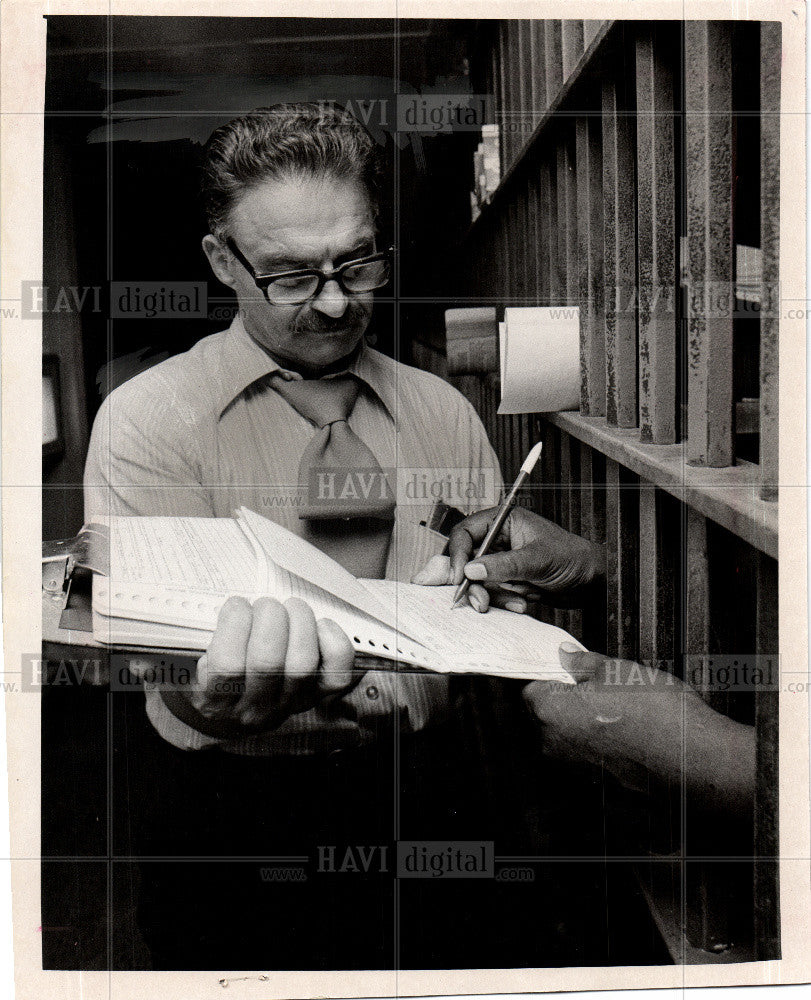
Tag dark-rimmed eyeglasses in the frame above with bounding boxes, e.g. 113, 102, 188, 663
225, 238, 394, 306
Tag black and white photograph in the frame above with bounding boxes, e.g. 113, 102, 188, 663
3, 2, 808, 993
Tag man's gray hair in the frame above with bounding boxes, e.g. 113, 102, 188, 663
202, 103, 382, 242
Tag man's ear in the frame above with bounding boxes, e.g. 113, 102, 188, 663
202, 234, 236, 288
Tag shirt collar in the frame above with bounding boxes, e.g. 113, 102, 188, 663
216, 314, 396, 420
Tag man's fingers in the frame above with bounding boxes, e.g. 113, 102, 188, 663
196, 596, 252, 714
316, 618, 359, 695
235, 596, 289, 725
412, 554, 453, 586
281, 598, 320, 703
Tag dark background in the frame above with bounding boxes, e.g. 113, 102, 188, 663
43, 16, 490, 539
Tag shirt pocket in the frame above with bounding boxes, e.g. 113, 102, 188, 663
385, 514, 448, 583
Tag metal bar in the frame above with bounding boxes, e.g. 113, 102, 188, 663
540, 159, 557, 304
529, 21, 548, 118
603, 74, 638, 427
497, 23, 511, 169
526, 173, 541, 304
754, 551, 779, 959
561, 20, 585, 82
544, 20, 563, 112
548, 409, 777, 558
555, 141, 569, 304
577, 113, 606, 416
564, 125, 578, 305
759, 22, 781, 501
583, 20, 603, 48
685, 21, 734, 466
636, 26, 677, 444
605, 458, 638, 659
516, 20, 530, 148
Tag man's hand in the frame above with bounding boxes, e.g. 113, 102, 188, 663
523, 647, 755, 818
132, 596, 359, 738
412, 506, 605, 612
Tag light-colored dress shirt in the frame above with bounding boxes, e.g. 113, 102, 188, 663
84, 315, 501, 754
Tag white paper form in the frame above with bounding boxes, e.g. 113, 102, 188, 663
364, 580, 582, 682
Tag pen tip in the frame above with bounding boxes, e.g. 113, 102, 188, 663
520, 441, 544, 475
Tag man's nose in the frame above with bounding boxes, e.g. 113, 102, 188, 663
311, 277, 349, 319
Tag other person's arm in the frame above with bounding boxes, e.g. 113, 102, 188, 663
524, 648, 755, 821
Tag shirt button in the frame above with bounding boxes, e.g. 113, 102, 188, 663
365, 685, 379, 701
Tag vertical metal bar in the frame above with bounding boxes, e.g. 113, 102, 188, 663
580, 442, 595, 544
541, 159, 557, 304
530, 21, 548, 118
685, 21, 734, 466
516, 20, 530, 147
564, 125, 578, 305
499, 213, 511, 302
638, 485, 657, 665
520, 186, 533, 304
508, 20, 524, 164
605, 459, 638, 660
580, 444, 606, 651
577, 113, 606, 416
561, 20, 584, 82
555, 142, 569, 303
636, 26, 677, 444
754, 552, 779, 959
497, 23, 511, 169
583, 20, 602, 49
544, 20, 563, 111
685, 506, 713, 688
760, 22, 781, 501
638, 485, 677, 671
603, 74, 638, 427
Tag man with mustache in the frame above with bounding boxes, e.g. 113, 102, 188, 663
84, 104, 502, 969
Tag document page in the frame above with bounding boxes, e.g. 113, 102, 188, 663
364, 580, 581, 682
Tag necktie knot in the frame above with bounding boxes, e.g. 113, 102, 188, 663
270, 370, 396, 526
271, 373, 361, 430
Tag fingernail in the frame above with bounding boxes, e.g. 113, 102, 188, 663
469, 594, 483, 612
559, 641, 581, 655
505, 600, 525, 614
465, 562, 487, 581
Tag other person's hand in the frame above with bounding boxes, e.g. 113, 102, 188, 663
522, 647, 755, 818
412, 506, 605, 612
131, 596, 359, 738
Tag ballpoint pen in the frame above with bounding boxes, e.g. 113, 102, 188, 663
452, 440, 544, 609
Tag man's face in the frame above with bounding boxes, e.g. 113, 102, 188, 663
210, 172, 377, 372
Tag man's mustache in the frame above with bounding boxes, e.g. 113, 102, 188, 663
293, 303, 368, 335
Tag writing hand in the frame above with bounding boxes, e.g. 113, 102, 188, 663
412, 506, 605, 612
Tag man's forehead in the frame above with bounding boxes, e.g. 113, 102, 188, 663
228, 173, 375, 261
